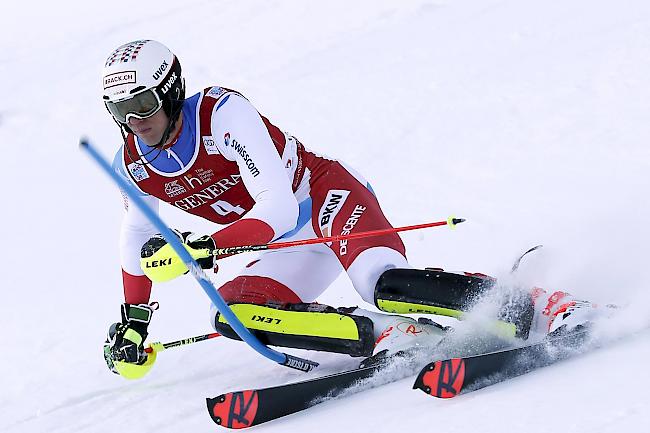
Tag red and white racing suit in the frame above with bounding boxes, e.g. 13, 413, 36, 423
114, 86, 408, 308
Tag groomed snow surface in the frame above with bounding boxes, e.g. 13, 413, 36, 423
1, 0, 649, 432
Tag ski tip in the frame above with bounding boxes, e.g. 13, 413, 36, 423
206, 391, 260, 429
413, 359, 465, 398
79, 137, 90, 148
525, 244, 544, 254
511, 244, 544, 273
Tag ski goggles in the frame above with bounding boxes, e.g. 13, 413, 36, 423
105, 89, 163, 124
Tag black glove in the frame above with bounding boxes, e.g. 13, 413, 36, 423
140, 231, 217, 283
103, 303, 156, 375
182, 232, 218, 269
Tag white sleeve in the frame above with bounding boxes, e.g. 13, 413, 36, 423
112, 149, 159, 276
211, 94, 299, 239
119, 194, 159, 276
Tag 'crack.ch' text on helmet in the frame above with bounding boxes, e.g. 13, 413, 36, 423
102, 40, 185, 147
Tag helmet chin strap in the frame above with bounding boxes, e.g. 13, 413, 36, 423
118, 118, 166, 166
120, 97, 184, 166
154, 84, 185, 149
150, 105, 180, 149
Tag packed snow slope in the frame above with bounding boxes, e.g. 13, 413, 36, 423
2, 0, 650, 432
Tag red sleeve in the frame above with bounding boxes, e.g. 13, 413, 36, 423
211, 219, 275, 257
122, 269, 152, 304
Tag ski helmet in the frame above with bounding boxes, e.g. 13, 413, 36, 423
102, 40, 185, 143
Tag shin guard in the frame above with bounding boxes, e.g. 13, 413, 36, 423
375, 269, 495, 316
213, 302, 375, 357
375, 269, 535, 338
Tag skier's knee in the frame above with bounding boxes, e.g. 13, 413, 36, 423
217, 275, 303, 305
346, 246, 410, 304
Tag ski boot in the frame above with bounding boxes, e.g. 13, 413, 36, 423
354, 308, 448, 368
528, 288, 608, 341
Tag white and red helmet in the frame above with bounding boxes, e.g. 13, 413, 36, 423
102, 40, 185, 129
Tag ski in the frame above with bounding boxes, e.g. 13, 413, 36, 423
204, 246, 550, 429
511, 244, 543, 273
413, 326, 591, 398
205, 353, 415, 429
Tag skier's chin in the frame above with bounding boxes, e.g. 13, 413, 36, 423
137, 131, 164, 147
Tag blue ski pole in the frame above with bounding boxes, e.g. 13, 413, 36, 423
80, 138, 318, 372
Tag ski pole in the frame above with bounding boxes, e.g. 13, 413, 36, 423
210, 218, 465, 257
80, 138, 319, 373
145, 332, 221, 354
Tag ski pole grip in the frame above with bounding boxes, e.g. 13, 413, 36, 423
447, 217, 466, 228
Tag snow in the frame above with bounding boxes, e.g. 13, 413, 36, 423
2, 0, 650, 431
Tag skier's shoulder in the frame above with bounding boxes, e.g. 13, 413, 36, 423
112, 138, 135, 174
195, 86, 259, 134
198, 86, 254, 116
202, 85, 248, 102
112, 133, 140, 169
112, 143, 128, 175
111, 143, 150, 196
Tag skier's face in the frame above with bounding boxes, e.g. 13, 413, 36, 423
128, 109, 169, 146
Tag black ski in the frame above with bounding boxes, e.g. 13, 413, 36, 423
511, 244, 543, 273
205, 246, 566, 428
206, 353, 413, 429
413, 326, 590, 398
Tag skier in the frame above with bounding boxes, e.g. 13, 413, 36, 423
101, 40, 599, 379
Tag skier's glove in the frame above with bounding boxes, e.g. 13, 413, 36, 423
103, 303, 157, 379
140, 230, 217, 283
